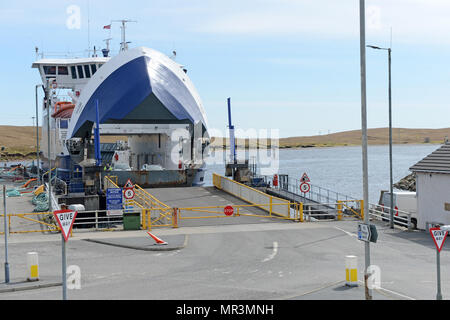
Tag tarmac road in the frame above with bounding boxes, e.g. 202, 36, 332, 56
0, 220, 447, 300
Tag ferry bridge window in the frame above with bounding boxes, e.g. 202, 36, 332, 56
77, 65, 84, 79
84, 65, 91, 78
98, 63, 103, 68
60, 119, 68, 129
71, 66, 77, 79
43, 66, 56, 75
58, 66, 69, 75
90, 64, 97, 75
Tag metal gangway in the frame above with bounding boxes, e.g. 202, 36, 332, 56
258, 174, 413, 229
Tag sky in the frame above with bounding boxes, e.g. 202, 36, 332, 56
0, 0, 449, 138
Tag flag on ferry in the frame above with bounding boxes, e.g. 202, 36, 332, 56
103, 24, 111, 29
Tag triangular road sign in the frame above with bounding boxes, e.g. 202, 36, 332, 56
53, 209, 78, 242
301, 172, 310, 182
430, 228, 448, 252
124, 178, 134, 189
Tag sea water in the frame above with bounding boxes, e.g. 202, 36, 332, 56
203, 144, 441, 204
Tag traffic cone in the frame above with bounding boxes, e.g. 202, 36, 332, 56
147, 232, 168, 245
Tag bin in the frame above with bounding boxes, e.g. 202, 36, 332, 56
123, 212, 141, 230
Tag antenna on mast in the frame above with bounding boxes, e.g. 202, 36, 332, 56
87, 0, 91, 57
102, 38, 112, 57
111, 19, 137, 51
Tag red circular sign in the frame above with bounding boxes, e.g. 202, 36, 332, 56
224, 205, 234, 216
123, 188, 135, 200
300, 182, 310, 193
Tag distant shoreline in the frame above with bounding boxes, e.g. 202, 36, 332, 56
0, 126, 447, 161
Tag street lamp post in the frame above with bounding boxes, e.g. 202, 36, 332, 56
367, 45, 394, 229
359, 0, 372, 300
35, 85, 41, 185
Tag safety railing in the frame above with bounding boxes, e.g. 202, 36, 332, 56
301, 199, 363, 222
0, 211, 60, 235
41, 167, 57, 181
213, 173, 290, 218
103, 175, 172, 229
368, 203, 412, 230
142, 202, 304, 231
72, 210, 123, 230
261, 174, 359, 205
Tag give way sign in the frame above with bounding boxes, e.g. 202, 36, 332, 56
53, 209, 78, 242
430, 227, 448, 252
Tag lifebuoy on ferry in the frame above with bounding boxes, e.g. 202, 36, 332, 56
395, 206, 399, 216
273, 174, 278, 187
178, 160, 182, 169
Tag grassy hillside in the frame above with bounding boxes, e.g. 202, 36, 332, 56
211, 127, 450, 149
0, 126, 448, 159
0, 126, 126, 159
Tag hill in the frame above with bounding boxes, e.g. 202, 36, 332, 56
210, 127, 450, 149
0, 126, 448, 160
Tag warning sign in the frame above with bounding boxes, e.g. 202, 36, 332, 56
301, 173, 310, 183
124, 179, 134, 189
53, 209, 78, 242
430, 228, 448, 252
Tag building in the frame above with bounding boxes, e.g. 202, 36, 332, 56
410, 143, 450, 230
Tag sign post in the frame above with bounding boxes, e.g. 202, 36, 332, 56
3, 185, 9, 283
430, 227, 448, 300
123, 179, 135, 213
53, 209, 78, 300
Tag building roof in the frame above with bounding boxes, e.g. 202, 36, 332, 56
410, 143, 450, 174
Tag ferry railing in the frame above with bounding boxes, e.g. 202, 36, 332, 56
41, 167, 57, 182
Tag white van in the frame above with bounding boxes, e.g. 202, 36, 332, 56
380, 191, 418, 229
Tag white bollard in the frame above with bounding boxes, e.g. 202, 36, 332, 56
27, 252, 39, 281
345, 255, 358, 287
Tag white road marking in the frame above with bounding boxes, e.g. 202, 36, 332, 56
262, 241, 278, 262
357, 280, 415, 300
334, 226, 357, 238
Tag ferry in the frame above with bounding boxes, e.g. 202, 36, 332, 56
31, 21, 210, 197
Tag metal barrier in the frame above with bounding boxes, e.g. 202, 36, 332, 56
142, 202, 304, 231
213, 173, 290, 218
301, 200, 363, 222
0, 212, 60, 234
104, 175, 172, 229
369, 203, 412, 230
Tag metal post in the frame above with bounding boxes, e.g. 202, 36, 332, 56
437, 249, 442, 300
62, 235, 67, 300
388, 48, 394, 229
35, 85, 41, 185
3, 186, 10, 283
46, 80, 52, 211
359, 0, 372, 300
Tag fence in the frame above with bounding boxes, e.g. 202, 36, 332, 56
213, 173, 291, 218
0, 211, 59, 234
368, 203, 412, 230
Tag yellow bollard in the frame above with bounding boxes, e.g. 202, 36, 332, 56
345, 255, 358, 287
172, 208, 179, 228
337, 201, 343, 221
27, 252, 39, 281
